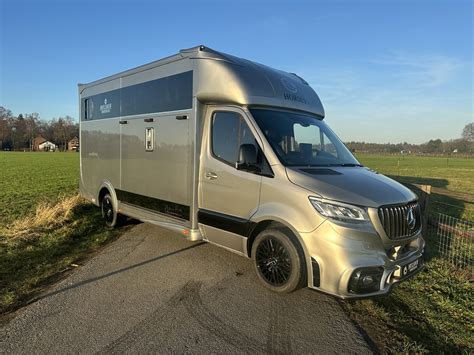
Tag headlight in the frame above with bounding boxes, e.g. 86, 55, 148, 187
308, 197, 369, 223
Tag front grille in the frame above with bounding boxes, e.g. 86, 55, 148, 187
378, 201, 421, 240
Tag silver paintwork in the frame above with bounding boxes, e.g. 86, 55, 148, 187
79, 45, 424, 298
286, 166, 417, 207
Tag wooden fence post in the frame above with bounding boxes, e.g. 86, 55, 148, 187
414, 184, 431, 233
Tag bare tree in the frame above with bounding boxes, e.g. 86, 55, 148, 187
52, 116, 75, 151
25, 113, 40, 150
0, 106, 13, 150
462, 122, 474, 142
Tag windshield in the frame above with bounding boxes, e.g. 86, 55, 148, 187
250, 108, 361, 167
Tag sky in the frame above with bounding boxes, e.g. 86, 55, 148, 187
0, 0, 472, 144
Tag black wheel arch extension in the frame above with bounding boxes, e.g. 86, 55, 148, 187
247, 220, 302, 258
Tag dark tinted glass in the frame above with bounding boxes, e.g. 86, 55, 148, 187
211, 111, 273, 176
121, 71, 192, 117
82, 89, 121, 120
81, 71, 193, 121
240, 120, 256, 146
250, 108, 360, 167
212, 112, 240, 164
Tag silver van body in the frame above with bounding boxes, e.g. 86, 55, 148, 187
79, 45, 424, 298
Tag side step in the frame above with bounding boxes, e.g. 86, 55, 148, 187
118, 202, 204, 241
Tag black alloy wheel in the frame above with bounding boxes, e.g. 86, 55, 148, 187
252, 228, 305, 293
101, 193, 123, 228
256, 237, 292, 286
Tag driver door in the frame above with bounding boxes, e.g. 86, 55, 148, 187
198, 106, 263, 255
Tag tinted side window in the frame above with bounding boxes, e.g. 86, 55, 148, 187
80, 71, 193, 121
212, 111, 260, 165
212, 111, 273, 176
212, 112, 240, 164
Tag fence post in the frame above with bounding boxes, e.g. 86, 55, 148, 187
416, 184, 432, 233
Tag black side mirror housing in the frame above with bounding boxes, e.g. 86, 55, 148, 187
236, 144, 260, 172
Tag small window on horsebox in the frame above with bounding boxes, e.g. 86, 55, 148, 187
84, 99, 89, 120
84, 98, 93, 120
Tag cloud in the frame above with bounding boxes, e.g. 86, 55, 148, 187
372, 51, 464, 89
294, 51, 471, 143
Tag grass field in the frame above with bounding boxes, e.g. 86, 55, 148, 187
0, 152, 120, 315
0, 153, 79, 225
356, 153, 474, 195
356, 153, 474, 221
0, 151, 472, 352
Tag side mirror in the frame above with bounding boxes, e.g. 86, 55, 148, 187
236, 144, 260, 172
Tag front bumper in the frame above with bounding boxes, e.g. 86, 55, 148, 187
299, 218, 425, 299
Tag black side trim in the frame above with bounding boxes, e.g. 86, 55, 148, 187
197, 209, 255, 237
311, 257, 321, 287
116, 189, 190, 220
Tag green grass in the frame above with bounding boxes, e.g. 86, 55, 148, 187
348, 153, 474, 353
0, 152, 120, 315
0, 152, 80, 224
356, 154, 474, 195
356, 153, 474, 221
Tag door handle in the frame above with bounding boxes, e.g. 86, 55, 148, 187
205, 171, 218, 180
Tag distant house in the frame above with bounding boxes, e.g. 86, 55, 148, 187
33, 135, 47, 151
38, 140, 57, 152
68, 136, 79, 151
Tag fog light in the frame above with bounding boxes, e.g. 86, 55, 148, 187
362, 275, 374, 286
348, 267, 384, 294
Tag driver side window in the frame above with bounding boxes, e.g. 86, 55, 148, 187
211, 111, 257, 166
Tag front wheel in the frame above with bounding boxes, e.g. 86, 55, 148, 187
252, 228, 306, 293
101, 193, 124, 228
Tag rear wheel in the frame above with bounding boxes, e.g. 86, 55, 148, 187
101, 193, 124, 228
252, 228, 305, 293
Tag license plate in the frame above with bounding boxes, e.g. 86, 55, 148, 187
394, 257, 421, 279
408, 259, 419, 272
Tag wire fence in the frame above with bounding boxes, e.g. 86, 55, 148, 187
437, 214, 473, 273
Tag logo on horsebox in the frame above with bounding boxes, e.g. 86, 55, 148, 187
100, 98, 112, 114
280, 77, 298, 93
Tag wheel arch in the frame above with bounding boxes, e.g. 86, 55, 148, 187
97, 180, 118, 209
247, 217, 313, 287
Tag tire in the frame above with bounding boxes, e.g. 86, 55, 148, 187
101, 193, 125, 228
252, 228, 306, 293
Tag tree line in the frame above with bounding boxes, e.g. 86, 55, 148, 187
346, 123, 473, 155
0, 106, 79, 151
1, 105, 473, 155
346, 138, 473, 155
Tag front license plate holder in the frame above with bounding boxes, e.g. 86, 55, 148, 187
393, 257, 423, 280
